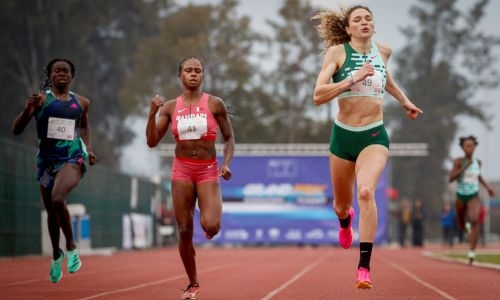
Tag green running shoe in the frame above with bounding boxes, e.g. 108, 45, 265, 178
66, 248, 82, 273
50, 249, 64, 283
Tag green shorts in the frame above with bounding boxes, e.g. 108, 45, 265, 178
456, 192, 479, 204
329, 119, 389, 162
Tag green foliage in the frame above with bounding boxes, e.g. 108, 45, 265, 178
265, 0, 327, 143
0, 0, 169, 168
119, 0, 277, 142
385, 0, 500, 217
7, 0, 494, 187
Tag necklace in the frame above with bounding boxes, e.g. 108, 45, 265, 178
50, 90, 71, 101
350, 42, 371, 63
56, 94, 71, 101
361, 46, 371, 63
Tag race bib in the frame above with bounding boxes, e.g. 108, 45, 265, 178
351, 70, 383, 94
463, 171, 479, 184
177, 115, 208, 140
47, 117, 75, 140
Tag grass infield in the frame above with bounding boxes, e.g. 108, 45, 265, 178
443, 253, 500, 265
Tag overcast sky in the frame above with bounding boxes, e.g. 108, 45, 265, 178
123, 0, 500, 181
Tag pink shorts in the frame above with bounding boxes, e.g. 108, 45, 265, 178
171, 157, 219, 184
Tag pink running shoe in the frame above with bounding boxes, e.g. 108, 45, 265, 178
181, 283, 200, 299
339, 207, 355, 249
356, 267, 373, 289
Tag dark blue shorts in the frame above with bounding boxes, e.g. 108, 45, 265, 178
36, 156, 86, 188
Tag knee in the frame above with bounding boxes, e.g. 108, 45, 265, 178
44, 203, 57, 216
333, 203, 350, 217
45, 209, 58, 222
201, 219, 221, 237
357, 185, 374, 203
200, 211, 221, 236
176, 225, 194, 241
51, 201, 66, 214
51, 193, 66, 208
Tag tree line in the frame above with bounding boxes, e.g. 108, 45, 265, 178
1, 0, 498, 228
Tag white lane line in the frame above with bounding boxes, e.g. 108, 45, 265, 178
260, 252, 333, 300
0, 278, 46, 287
0, 266, 155, 287
77, 262, 245, 300
385, 260, 457, 300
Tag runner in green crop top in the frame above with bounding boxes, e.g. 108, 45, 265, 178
449, 135, 495, 264
332, 42, 387, 99
312, 5, 423, 289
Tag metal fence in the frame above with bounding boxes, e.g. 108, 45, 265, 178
0, 138, 168, 257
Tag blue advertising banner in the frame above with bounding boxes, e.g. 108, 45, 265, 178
193, 156, 388, 245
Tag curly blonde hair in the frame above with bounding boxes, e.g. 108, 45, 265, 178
312, 5, 372, 51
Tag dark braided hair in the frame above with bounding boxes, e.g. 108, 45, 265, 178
38, 58, 76, 91
459, 135, 478, 147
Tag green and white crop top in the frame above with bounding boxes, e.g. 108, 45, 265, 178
332, 42, 387, 99
457, 158, 481, 196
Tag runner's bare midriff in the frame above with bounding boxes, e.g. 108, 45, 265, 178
337, 97, 383, 127
175, 139, 217, 159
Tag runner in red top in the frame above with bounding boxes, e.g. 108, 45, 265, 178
146, 57, 235, 300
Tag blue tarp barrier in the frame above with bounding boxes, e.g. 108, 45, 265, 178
193, 156, 388, 245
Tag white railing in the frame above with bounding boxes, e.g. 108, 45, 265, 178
158, 143, 429, 157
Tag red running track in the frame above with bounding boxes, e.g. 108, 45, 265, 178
0, 244, 498, 299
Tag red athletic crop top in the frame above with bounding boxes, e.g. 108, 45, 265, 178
171, 93, 218, 141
